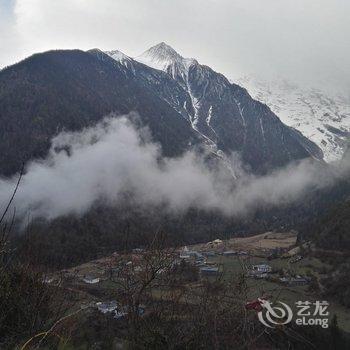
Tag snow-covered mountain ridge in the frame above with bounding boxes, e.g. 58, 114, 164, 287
237, 77, 350, 162
104, 43, 323, 173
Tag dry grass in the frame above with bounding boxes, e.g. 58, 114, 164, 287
190, 231, 297, 253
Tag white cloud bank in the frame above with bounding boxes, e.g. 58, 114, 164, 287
0, 115, 349, 222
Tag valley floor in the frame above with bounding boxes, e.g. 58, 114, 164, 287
38, 231, 350, 348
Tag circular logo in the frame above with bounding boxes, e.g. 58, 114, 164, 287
258, 299, 293, 328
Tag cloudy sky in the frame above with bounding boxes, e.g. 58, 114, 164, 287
1, 0, 349, 93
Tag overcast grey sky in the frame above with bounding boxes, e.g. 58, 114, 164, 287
1, 0, 349, 93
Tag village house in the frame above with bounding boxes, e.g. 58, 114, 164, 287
179, 247, 205, 261
252, 264, 272, 273
190, 251, 205, 261
96, 301, 145, 319
114, 307, 129, 319
279, 275, 310, 286
83, 275, 100, 284
179, 246, 191, 259
96, 301, 118, 314
195, 260, 207, 267
114, 304, 146, 319
42, 276, 54, 284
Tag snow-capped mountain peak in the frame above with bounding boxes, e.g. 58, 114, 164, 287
135, 42, 197, 73
143, 42, 182, 61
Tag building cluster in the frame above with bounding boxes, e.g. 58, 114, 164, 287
178, 239, 251, 277
46, 235, 311, 324
179, 246, 220, 276
248, 264, 273, 279
279, 275, 311, 286
96, 300, 145, 319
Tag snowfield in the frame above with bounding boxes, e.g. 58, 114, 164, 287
237, 76, 350, 162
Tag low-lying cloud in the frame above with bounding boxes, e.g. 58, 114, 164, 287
0, 114, 349, 223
